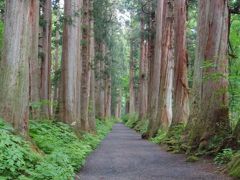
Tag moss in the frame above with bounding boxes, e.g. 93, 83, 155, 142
228, 153, 240, 178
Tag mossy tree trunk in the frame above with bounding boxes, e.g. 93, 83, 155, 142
187, 0, 230, 148
0, 0, 36, 135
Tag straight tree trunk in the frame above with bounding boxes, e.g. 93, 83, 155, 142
88, 0, 96, 131
53, 13, 60, 116
81, 0, 91, 130
0, 0, 36, 135
138, 12, 149, 120
60, 0, 82, 127
99, 43, 106, 118
172, 0, 189, 125
95, 42, 101, 118
40, 0, 52, 118
156, 0, 175, 129
29, 0, 40, 119
146, 0, 164, 138
187, 0, 230, 148
129, 42, 136, 114
146, 1, 156, 120
115, 92, 122, 118
104, 76, 112, 117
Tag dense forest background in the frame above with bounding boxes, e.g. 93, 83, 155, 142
1, 0, 240, 179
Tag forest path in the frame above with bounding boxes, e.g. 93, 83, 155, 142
76, 123, 231, 180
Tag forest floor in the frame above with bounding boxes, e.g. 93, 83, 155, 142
76, 123, 232, 180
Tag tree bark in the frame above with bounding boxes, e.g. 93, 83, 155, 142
40, 0, 52, 118
104, 76, 112, 117
53, 11, 60, 116
81, 0, 91, 130
156, 0, 175, 129
172, 0, 189, 125
146, 0, 164, 138
29, 0, 40, 119
60, 0, 82, 127
0, 0, 36, 135
115, 92, 122, 118
138, 12, 149, 120
187, 0, 230, 148
99, 43, 106, 118
146, 1, 156, 121
129, 41, 136, 114
88, 0, 96, 131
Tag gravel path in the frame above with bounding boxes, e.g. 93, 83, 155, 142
76, 123, 231, 180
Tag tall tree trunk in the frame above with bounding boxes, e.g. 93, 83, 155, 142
29, 0, 40, 119
53, 12, 60, 116
81, 0, 91, 130
95, 42, 101, 118
99, 43, 106, 118
146, 1, 156, 120
129, 42, 135, 114
138, 12, 149, 120
104, 76, 112, 117
88, 0, 96, 131
172, 0, 189, 125
187, 0, 230, 148
0, 0, 36, 135
146, 0, 164, 138
156, 0, 175, 129
115, 92, 122, 118
60, 0, 82, 127
40, 0, 52, 118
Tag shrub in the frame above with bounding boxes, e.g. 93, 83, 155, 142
214, 148, 234, 165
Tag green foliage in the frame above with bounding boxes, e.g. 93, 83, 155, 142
228, 153, 240, 178
229, 15, 240, 128
162, 124, 186, 153
30, 152, 74, 180
125, 114, 139, 128
214, 149, 234, 165
150, 129, 167, 144
134, 119, 149, 134
0, 118, 41, 179
0, 118, 114, 179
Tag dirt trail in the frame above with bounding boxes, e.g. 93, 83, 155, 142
76, 123, 231, 180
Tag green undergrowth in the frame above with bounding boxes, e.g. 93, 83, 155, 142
123, 114, 149, 134
0, 118, 114, 180
228, 153, 240, 178
150, 124, 188, 154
